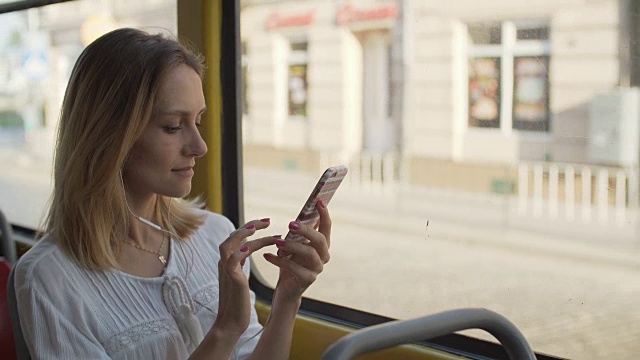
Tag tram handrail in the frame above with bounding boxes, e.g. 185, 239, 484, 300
321, 308, 537, 360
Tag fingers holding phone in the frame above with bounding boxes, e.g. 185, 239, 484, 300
287, 201, 331, 261
263, 216, 331, 298
315, 199, 331, 249
276, 237, 324, 274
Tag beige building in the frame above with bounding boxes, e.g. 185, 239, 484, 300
241, 0, 628, 194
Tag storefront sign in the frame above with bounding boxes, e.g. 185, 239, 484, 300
336, 3, 397, 25
266, 11, 315, 30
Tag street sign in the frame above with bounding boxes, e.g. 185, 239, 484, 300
21, 49, 48, 81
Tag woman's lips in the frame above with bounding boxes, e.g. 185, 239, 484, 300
172, 167, 194, 177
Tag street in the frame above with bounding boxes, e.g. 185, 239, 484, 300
243, 167, 640, 360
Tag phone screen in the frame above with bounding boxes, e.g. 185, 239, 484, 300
284, 165, 348, 243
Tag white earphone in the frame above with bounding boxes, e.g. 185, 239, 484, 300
119, 171, 177, 236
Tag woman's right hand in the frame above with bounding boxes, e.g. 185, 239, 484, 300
212, 218, 277, 338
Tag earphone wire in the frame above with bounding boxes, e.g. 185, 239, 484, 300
120, 172, 272, 357
119, 172, 181, 257
232, 272, 276, 360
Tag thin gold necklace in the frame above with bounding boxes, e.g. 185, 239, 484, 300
122, 234, 167, 266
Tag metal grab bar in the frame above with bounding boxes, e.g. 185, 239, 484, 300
321, 308, 536, 360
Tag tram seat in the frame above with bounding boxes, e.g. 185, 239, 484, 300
0, 209, 17, 264
1, 258, 17, 359
5, 262, 30, 360
1, 208, 30, 360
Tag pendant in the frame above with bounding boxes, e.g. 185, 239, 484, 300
159, 255, 167, 266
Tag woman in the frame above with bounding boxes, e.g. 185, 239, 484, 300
13, 28, 331, 359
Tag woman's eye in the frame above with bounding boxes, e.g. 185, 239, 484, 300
163, 126, 182, 134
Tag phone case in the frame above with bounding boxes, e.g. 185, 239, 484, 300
284, 165, 348, 243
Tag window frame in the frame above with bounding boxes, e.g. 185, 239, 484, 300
0, 0, 75, 14
466, 19, 551, 133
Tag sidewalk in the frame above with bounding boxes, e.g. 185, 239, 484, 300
243, 167, 640, 270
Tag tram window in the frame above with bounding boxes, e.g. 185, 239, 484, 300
240, 1, 640, 359
0, 0, 177, 229
2, 1, 639, 359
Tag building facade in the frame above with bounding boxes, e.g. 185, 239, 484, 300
241, 0, 627, 193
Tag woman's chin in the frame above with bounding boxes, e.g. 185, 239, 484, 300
162, 185, 191, 199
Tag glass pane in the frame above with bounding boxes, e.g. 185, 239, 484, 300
290, 40, 307, 52
241, 1, 640, 359
0, 0, 177, 229
513, 56, 549, 131
469, 57, 501, 128
468, 23, 502, 45
287, 64, 307, 117
517, 27, 550, 41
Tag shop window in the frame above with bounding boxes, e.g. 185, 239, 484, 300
288, 39, 308, 119
467, 21, 550, 131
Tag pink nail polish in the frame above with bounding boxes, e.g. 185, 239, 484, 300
240, 246, 249, 252
260, 218, 270, 222
245, 224, 255, 230
289, 221, 300, 230
263, 253, 273, 260
275, 240, 286, 247
272, 234, 282, 239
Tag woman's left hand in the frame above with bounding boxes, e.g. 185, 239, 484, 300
263, 200, 331, 300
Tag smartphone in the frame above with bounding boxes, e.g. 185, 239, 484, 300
284, 165, 348, 243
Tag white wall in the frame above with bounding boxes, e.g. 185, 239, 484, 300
550, 1, 620, 164
241, 2, 365, 157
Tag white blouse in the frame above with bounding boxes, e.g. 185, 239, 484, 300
13, 210, 263, 359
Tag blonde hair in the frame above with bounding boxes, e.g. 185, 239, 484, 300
45, 28, 206, 270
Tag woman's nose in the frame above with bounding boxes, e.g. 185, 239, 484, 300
186, 129, 208, 157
